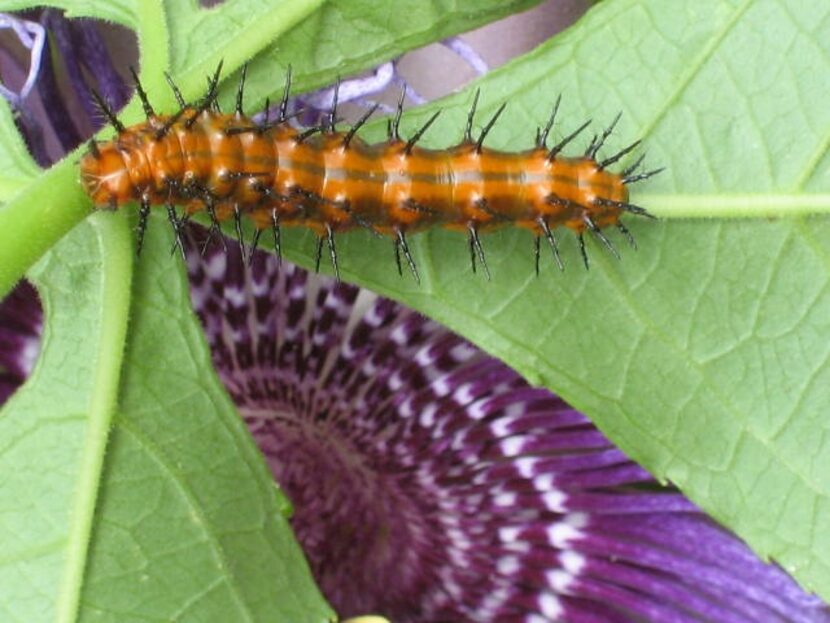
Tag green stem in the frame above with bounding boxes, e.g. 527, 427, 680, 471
0, 157, 89, 300
641, 193, 830, 219
55, 211, 133, 623
130, 0, 172, 108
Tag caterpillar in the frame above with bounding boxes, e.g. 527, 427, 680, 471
80, 63, 662, 282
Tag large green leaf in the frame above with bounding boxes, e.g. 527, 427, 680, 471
214, 0, 545, 105
170, 0, 544, 97
0, 214, 133, 622
0, 211, 332, 622
331, 0, 830, 598
79, 215, 330, 622
2, 0, 830, 615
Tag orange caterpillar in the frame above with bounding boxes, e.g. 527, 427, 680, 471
80, 64, 661, 282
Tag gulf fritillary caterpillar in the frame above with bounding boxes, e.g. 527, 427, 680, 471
80, 63, 662, 282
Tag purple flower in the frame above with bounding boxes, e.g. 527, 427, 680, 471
4, 226, 829, 621
182, 235, 829, 622
2, 9, 829, 623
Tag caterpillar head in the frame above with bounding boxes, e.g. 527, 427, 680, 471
80, 140, 134, 208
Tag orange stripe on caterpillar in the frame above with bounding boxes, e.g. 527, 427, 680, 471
80, 64, 662, 282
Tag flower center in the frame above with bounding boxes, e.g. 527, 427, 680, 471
245, 403, 443, 619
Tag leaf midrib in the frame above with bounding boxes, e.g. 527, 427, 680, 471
114, 419, 257, 623
56, 214, 133, 623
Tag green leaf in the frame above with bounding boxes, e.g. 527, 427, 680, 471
294, 0, 830, 600
0, 0, 137, 26
137, 0, 544, 126
0, 212, 333, 622
80, 216, 332, 622
212, 0, 546, 105
0, 97, 40, 201
0, 213, 134, 622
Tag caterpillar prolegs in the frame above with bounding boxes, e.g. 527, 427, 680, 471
79, 63, 662, 282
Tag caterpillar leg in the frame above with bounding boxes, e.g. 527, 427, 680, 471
232, 205, 246, 265
314, 236, 323, 274
583, 215, 620, 260
577, 232, 589, 270
617, 222, 637, 249
136, 196, 151, 256
248, 228, 263, 266
621, 154, 664, 185
166, 204, 187, 262
533, 235, 540, 276
314, 225, 340, 282
536, 217, 564, 272
325, 224, 340, 282
271, 209, 282, 265
393, 228, 420, 284
200, 194, 227, 256
129, 66, 155, 119
467, 223, 490, 281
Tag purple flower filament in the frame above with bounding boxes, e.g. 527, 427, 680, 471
187, 234, 829, 623
0, 13, 45, 106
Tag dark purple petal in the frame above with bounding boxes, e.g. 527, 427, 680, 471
35, 12, 85, 149
40, 10, 130, 134
70, 19, 130, 108
186, 228, 830, 623
0, 280, 42, 405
